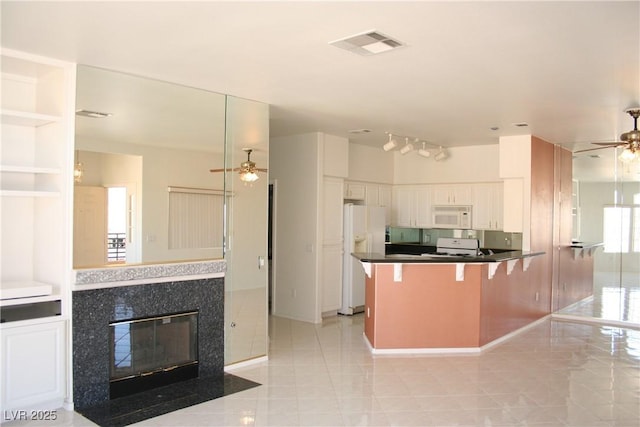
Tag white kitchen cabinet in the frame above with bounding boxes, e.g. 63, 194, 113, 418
321, 177, 344, 313
378, 184, 392, 224
344, 181, 366, 200
364, 183, 379, 206
414, 186, 433, 227
321, 244, 343, 313
391, 185, 432, 227
502, 178, 524, 232
472, 182, 503, 230
1, 320, 66, 412
431, 184, 472, 206
392, 186, 414, 227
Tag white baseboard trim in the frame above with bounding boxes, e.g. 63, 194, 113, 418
224, 355, 269, 371
363, 315, 551, 355
552, 313, 640, 330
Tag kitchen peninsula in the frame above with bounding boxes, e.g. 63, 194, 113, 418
353, 248, 545, 353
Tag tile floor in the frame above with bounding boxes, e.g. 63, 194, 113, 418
6, 314, 639, 427
557, 273, 640, 326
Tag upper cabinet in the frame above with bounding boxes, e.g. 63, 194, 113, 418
431, 184, 472, 206
391, 185, 432, 228
472, 183, 503, 230
344, 181, 366, 200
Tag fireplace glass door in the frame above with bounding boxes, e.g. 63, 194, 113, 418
110, 311, 198, 382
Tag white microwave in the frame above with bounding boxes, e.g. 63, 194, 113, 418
432, 205, 472, 229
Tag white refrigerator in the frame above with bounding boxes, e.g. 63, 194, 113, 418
339, 204, 386, 315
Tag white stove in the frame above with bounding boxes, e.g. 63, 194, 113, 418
430, 237, 481, 257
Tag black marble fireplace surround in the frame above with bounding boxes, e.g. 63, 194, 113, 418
72, 278, 259, 425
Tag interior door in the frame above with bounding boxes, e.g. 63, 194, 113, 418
73, 186, 107, 267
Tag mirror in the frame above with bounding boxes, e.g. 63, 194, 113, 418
74, 66, 227, 267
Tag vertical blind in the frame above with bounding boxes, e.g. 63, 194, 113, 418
168, 187, 224, 250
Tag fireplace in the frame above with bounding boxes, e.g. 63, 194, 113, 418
73, 278, 225, 409
109, 310, 199, 399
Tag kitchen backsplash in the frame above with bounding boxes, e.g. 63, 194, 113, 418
388, 227, 522, 250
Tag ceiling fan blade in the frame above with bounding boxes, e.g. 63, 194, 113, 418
592, 141, 624, 146
209, 167, 240, 173
574, 146, 614, 153
256, 168, 268, 172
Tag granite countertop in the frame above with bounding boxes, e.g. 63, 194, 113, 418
352, 250, 545, 264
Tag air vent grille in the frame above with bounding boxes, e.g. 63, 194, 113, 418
330, 30, 404, 56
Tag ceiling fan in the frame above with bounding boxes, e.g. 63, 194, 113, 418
575, 108, 640, 161
210, 148, 267, 182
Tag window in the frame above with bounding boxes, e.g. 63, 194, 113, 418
168, 187, 224, 250
603, 205, 640, 253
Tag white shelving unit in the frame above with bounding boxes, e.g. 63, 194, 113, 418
1, 48, 75, 412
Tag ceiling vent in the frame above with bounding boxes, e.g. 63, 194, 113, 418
329, 30, 404, 56
76, 109, 112, 118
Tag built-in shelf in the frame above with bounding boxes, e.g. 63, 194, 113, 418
0, 280, 56, 307
0, 165, 61, 174
0, 109, 60, 127
0, 189, 60, 197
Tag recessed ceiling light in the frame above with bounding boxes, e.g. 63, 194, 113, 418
329, 30, 404, 56
589, 154, 601, 158
76, 109, 113, 118
349, 129, 372, 134
512, 122, 529, 127
490, 126, 499, 131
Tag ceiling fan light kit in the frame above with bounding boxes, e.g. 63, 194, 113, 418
576, 107, 640, 164
210, 148, 267, 183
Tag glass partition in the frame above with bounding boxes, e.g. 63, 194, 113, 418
564, 145, 640, 326
74, 67, 269, 365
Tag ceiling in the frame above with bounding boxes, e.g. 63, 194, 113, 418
2, 1, 639, 180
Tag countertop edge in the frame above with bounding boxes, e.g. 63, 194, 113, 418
352, 251, 545, 264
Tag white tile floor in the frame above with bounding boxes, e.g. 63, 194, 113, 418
9, 314, 639, 427
557, 273, 640, 326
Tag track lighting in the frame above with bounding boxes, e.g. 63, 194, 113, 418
418, 142, 431, 158
383, 133, 398, 151
382, 132, 447, 161
434, 146, 448, 161
399, 137, 414, 155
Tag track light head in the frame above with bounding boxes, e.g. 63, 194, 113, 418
383, 133, 398, 151
400, 137, 414, 155
434, 147, 448, 161
418, 142, 431, 158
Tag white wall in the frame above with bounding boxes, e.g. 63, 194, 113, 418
393, 144, 500, 184
348, 143, 394, 183
579, 181, 640, 275
270, 133, 321, 323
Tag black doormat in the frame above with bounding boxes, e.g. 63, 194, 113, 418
76, 374, 261, 427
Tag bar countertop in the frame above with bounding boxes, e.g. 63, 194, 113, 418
352, 250, 545, 264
